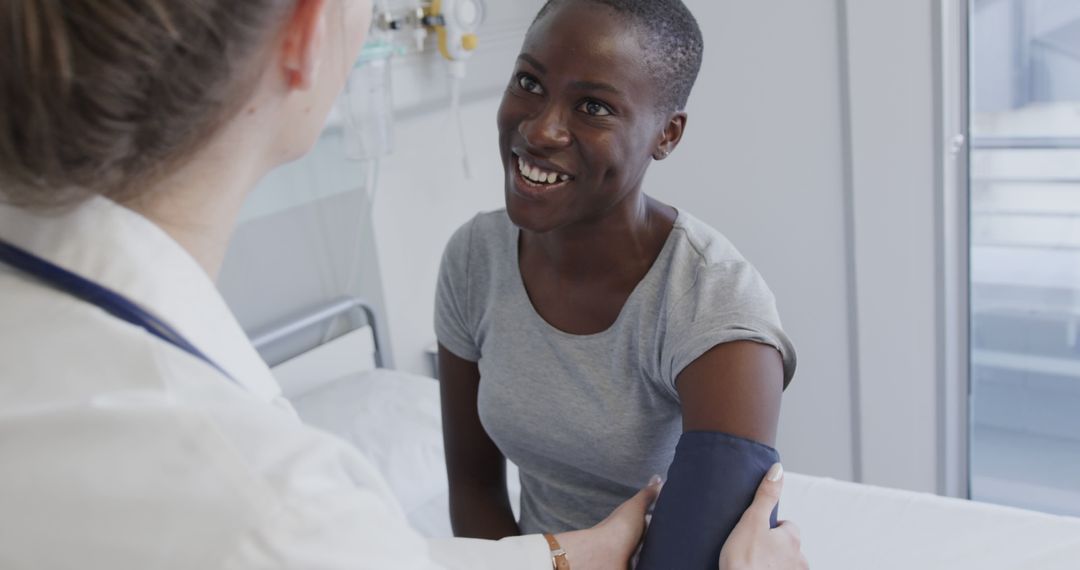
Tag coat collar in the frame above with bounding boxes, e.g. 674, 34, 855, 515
0, 196, 282, 401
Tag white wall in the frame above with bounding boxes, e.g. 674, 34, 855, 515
646, 0, 857, 481
843, 0, 948, 494
372, 96, 507, 375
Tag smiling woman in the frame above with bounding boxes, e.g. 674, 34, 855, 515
497, 2, 684, 235
436, 0, 798, 567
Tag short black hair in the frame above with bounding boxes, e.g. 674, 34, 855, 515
533, 0, 704, 112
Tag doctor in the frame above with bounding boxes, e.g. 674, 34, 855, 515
0, 0, 805, 568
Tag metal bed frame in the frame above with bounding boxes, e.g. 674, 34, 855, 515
249, 296, 393, 370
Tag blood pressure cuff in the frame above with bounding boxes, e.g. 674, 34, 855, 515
636, 431, 780, 570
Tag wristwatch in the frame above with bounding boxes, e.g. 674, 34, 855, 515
543, 533, 570, 570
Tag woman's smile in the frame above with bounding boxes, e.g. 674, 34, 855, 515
510, 152, 575, 200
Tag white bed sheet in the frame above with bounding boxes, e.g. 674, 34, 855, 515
289, 369, 1080, 569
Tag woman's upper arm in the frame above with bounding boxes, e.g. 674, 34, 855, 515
438, 345, 507, 488
637, 341, 785, 568
674, 340, 784, 446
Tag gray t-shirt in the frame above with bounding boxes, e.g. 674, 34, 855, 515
435, 209, 796, 534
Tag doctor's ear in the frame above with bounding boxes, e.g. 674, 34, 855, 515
280, 0, 329, 90
653, 112, 688, 161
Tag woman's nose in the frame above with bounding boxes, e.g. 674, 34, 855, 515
519, 104, 572, 150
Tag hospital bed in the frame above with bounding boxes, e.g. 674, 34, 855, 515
252, 299, 1080, 569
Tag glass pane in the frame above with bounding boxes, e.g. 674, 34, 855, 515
970, 0, 1080, 516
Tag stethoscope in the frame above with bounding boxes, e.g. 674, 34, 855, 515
0, 239, 238, 386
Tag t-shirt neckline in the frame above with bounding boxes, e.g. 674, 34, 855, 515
509, 209, 683, 340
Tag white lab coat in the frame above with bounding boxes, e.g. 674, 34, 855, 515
0, 196, 549, 569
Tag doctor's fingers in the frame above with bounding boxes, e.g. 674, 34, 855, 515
604, 475, 664, 527
743, 463, 785, 526
776, 520, 801, 543
774, 521, 808, 569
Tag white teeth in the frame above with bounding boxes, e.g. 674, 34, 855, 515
516, 155, 569, 185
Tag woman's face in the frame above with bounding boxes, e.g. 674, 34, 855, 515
497, 2, 670, 233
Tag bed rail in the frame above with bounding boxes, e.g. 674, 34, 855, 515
249, 296, 392, 369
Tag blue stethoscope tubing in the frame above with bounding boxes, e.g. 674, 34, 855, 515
0, 239, 238, 385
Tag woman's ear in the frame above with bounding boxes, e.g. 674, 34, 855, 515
653, 112, 688, 161
280, 0, 329, 90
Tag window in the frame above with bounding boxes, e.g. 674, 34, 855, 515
969, 0, 1080, 516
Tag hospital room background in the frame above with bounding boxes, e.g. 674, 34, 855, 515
212, 0, 1079, 562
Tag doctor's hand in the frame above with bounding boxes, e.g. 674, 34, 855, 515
719, 464, 809, 570
553, 475, 663, 570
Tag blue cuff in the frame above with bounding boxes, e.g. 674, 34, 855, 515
636, 431, 780, 570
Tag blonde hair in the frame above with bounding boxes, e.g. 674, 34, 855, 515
0, 0, 294, 208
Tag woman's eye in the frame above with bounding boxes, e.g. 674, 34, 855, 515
579, 100, 613, 117
517, 75, 543, 95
